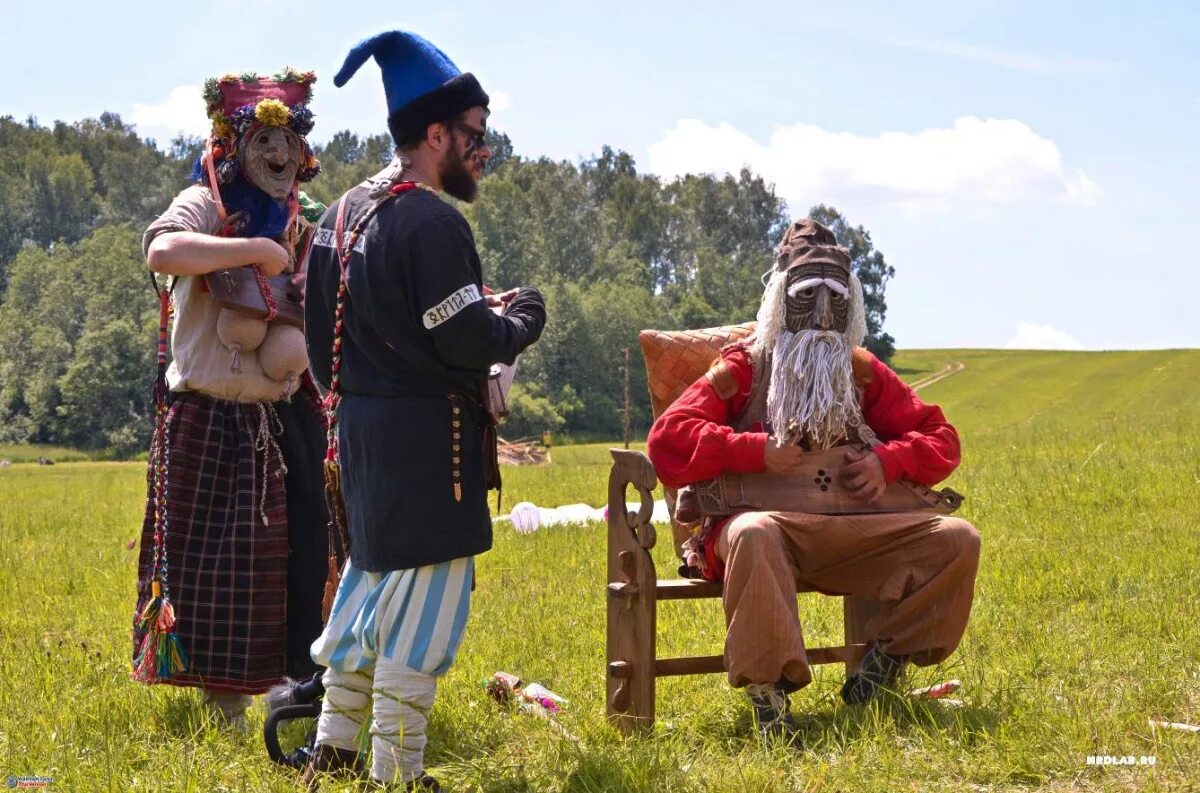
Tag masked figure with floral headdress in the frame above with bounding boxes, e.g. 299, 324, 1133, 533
131, 69, 329, 727
647, 218, 980, 740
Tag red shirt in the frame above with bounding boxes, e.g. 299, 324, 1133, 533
647, 346, 961, 489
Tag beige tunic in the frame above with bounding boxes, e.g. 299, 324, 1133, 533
143, 185, 299, 403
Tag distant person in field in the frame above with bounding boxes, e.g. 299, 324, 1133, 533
647, 218, 980, 739
133, 69, 329, 727
301, 31, 546, 790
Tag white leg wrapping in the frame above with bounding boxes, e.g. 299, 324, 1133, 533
370, 658, 437, 785
315, 668, 373, 751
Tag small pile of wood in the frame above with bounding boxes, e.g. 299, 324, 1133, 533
498, 437, 549, 466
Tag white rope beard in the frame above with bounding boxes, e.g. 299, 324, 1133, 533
765, 329, 864, 450
752, 270, 788, 358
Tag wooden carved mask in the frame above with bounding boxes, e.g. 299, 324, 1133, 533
240, 127, 302, 200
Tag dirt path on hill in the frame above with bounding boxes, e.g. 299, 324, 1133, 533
910, 361, 965, 391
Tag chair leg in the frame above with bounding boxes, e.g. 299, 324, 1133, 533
606, 450, 661, 734
843, 595, 880, 676
607, 558, 659, 734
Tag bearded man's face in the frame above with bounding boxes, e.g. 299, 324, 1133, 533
784, 264, 850, 334
439, 107, 491, 203
439, 143, 477, 203
241, 127, 302, 200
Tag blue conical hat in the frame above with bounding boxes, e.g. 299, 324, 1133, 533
335, 30, 489, 145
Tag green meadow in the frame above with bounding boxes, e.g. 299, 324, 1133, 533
1, 349, 1198, 791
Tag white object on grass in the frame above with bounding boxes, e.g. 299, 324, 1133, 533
1149, 719, 1200, 734
499, 499, 671, 533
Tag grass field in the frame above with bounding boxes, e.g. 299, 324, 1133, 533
0, 443, 93, 464
1, 349, 1198, 791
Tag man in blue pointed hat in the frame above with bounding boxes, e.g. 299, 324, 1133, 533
301, 30, 546, 791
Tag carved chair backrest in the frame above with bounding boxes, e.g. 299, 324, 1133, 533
637, 322, 755, 558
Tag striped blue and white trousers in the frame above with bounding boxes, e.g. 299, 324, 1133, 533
309, 556, 473, 785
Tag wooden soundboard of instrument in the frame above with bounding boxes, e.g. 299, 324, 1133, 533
679, 444, 964, 518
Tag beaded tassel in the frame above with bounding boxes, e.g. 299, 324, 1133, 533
320, 214, 352, 623
319, 182, 429, 622
133, 288, 188, 681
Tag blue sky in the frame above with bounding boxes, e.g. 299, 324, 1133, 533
6, 0, 1198, 349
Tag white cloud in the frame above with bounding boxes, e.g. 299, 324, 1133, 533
1005, 322, 1084, 350
130, 85, 210, 140
490, 90, 511, 114
890, 38, 1119, 74
647, 116, 1100, 212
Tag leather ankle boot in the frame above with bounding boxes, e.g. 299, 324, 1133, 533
745, 682, 801, 741
841, 645, 907, 704
301, 744, 363, 791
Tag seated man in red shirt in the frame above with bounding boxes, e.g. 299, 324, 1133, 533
647, 218, 980, 739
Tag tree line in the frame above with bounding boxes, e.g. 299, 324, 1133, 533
0, 114, 895, 454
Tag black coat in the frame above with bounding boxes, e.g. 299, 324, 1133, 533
305, 184, 545, 572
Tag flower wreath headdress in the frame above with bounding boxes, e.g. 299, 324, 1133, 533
202, 68, 322, 189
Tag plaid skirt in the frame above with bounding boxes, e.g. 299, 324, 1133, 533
132, 389, 328, 694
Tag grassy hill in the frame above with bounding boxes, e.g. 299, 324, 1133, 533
0, 349, 1197, 791
893, 348, 1200, 432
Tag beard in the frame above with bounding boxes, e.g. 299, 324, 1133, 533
764, 329, 865, 450
440, 145, 479, 202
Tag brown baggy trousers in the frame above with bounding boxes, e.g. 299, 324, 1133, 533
715, 511, 980, 690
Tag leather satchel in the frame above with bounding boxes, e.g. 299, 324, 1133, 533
204, 266, 304, 328
483, 361, 516, 424
481, 301, 519, 425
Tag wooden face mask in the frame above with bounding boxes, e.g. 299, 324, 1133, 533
240, 127, 302, 200
784, 263, 850, 334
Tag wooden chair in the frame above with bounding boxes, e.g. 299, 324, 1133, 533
605, 323, 878, 734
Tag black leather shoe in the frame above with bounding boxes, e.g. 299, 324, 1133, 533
841, 646, 906, 704
746, 682, 802, 742
405, 775, 445, 792
300, 744, 365, 792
